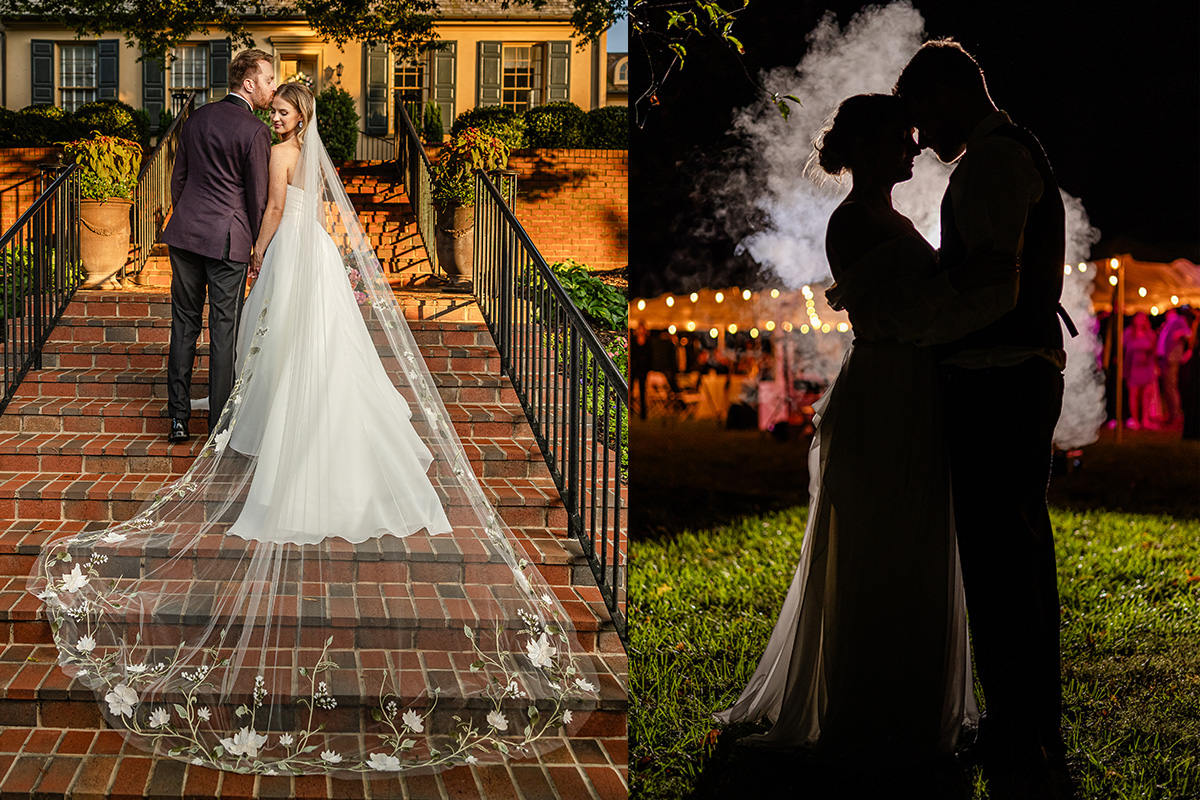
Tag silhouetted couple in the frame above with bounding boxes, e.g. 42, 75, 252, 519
717, 40, 1076, 800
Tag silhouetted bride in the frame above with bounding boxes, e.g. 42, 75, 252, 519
715, 93, 1009, 760
30, 82, 600, 777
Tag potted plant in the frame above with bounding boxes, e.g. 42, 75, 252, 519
61, 133, 142, 288
430, 127, 509, 286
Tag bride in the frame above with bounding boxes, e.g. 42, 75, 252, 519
715, 94, 1011, 764
29, 82, 600, 777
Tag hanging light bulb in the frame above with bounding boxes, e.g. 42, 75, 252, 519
837, 322, 849, 332
636, 299, 646, 310
715, 292, 725, 303
668, 324, 677, 334
799, 324, 809, 334
727, 323, 738, 334
1078, 262, 1088, 273
1108, 276, 1118, 286
1151, 306, 1160, 315
1064, 264, 1072, 275
666, 296, 675, 307
783, 321, 794, 332
690, 292, 699, 303
742, 289, 752, 300
1171, 295, 1180, 305
1138, 287, 1147, 297
765, 320, 776, 331
709, 327, 719, 338
750, 328, 759, 338
770, 289, 780, 298
1109, 258, 1120, 269
686, 320, 696, 332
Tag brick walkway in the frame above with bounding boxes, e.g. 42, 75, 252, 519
0, 164, 627, 799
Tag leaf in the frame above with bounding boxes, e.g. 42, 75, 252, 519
371, 708, 383, 722
173, 703, 187, 718
463, 624, 473, 639
727, 35, 744, 54
669, 42, 687, 66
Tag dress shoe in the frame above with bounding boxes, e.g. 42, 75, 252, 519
168, 418, 190, 443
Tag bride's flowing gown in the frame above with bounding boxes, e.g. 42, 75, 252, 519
27, 124, 601, 776
715, 226, 980, 757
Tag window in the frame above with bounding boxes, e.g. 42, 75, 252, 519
502, 44, 543, 112
394, 54, 426, 102
171, 45, 209, 106
616, 58, 628, 84
59, 44, 98, 112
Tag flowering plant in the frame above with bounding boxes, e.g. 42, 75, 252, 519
60, 133, 142, 201
431, 127, 509, 207
343, 253, 368, 305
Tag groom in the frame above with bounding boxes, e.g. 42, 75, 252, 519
161, 49, 275, 442
896, 41, 1074, 799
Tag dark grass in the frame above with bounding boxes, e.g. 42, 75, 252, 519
630, 507, 1200, 799
629, 421, 1200, 800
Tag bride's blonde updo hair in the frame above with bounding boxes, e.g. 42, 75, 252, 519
814, 93, 908, 177
274, 82, 315, 145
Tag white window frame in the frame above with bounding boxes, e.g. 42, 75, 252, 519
58, 43, 98, 112
501, 42, 544, 113
170, 44, 210, 106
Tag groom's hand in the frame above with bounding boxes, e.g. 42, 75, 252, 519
249, 252, 263, 280
949, 253, 1018, 292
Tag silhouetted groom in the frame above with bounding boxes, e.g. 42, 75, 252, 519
161, 48, 275, 442
896, 40, 1075, 800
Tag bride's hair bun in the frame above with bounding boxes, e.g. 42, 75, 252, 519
816, 94, 908, 176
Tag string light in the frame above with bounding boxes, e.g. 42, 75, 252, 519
742, 289, 752, 300
1078, 262, 1088, 273
1064, 264, 1072, 275
801, 285, 813, 299
799, 324, 809, 334
837, 322, 850, 332
765, 320, 776, 331
727, 324, 738, 334
1151, 306, 1159, 315
821, 324, 831, 333
783, 322, 794, 332
709, 327, 719, 338
686, 321, 696, 332
666, 296, 675, 307
689, 292, 699, 302
636, 299, 645, 310
715, 292, 724, 303
1110, 258, 1119, 269
750, 328, 759, 338
770, 289, 780, 298
1109, 276, 1118, 286
1172, 295, 1180, 305
668, 324, 677, 334
1138, 287, 1147, 297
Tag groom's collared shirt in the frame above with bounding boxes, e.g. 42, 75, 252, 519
224, 93, 254, 113
941, 110, 1066, 370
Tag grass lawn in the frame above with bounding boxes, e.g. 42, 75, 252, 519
629, 506, 1200, 800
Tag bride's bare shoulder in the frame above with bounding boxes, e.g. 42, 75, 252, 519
826, 201, 885, 274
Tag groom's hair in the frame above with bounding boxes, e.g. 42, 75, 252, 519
229, 49, 273, 90
894, 39, 989, 101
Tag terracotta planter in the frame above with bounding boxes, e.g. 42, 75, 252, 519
79, 198, 133, 288
434, 204, 474, 285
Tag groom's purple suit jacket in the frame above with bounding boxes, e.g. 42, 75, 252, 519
161, 93, 271, 264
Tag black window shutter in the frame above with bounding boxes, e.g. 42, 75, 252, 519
431, 41, 457, 131
210, 40, 231, 97
31, 40, 54, 105
477, 41, 501, 108
142, 52, 165, 131
364, 42, 389, 134
546, 41, 571, 104
98, 40, 119, 101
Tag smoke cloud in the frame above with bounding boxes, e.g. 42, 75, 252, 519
718, 1, 1105, 449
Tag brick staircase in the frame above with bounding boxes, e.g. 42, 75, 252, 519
0, 164, 627, 799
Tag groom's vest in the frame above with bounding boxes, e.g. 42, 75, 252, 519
939, 122, 1066, 356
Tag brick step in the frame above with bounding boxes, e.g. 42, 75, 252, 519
37, 340, 499, 374
0, 471, 568, 528
0, 431, 548, 478
11, 367, 520, 406
0, 726, 628, 799
0, 400, 528, 439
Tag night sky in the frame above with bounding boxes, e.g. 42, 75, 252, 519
629, 0, 1200, 297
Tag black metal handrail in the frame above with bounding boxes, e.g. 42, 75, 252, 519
395, 100, 440, 278
126, 91, 195, 281
355, 130, 395, 162
0, 174, 40, 233
1, 164, 81, 413
473, 169, 629, 643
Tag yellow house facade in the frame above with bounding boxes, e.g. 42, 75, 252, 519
0, 0, 607, 135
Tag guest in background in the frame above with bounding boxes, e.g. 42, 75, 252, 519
1155, 308, 1191, 425
1123, 312, 1158, 430
631, 321, 653, 420
1178, 308, 1200, 440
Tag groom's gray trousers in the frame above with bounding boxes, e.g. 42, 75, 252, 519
167, 233, 248, 430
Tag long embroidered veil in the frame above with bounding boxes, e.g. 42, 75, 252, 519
28, 119, 601, 776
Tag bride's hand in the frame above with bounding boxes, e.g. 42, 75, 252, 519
249, 252, 263, 280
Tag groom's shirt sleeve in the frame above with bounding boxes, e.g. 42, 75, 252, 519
244, 126, 272, 243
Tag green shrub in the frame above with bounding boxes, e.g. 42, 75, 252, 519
131, 109, 152, 146
11, 104, 80, 146
73, 100, 146, 143
314, 86, 360, 162
523, 101, 586, 149
450, 106, 526, 150
549, 258, 627, 330
583, 105, 628, 149
422, 100, 444, 143
156, 107, 174, 134
62, 134, 142, 200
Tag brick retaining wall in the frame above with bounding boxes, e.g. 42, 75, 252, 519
0, 148, 62, 228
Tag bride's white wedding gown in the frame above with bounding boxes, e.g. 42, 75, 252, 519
715, 225, 980, 757
226, 185, 451, 544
